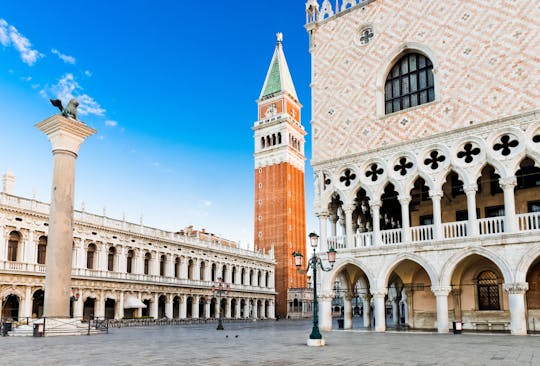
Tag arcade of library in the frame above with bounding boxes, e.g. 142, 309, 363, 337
0, 174, 275, 321
306, 0, 540, 334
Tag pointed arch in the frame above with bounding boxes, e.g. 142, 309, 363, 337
515, 246, 540, 283
322, 258, 375, 291
378, 253, 438, 290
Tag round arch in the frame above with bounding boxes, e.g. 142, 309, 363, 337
322, 258, 375, 291
378, 253, 439, 290
515, 246, 540, 283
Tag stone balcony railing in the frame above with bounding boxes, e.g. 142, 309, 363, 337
306, 0, 377, 25
0, 261, 275, 294
0, 192, 272, 262
327, 212, 540, 250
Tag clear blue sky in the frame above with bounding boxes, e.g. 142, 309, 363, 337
0, 1, 316, 248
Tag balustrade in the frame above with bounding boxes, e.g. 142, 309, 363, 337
478, 217, 505, 236
410, 225, 434, 242
443, 221, 467, 239
381, 228, 402, 245
354, 232, 372, 247
517, 212, 540, 231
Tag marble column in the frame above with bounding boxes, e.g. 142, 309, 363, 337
318, 293, 334, 331
432, 286, 451, 333
317, 212, 329, 252
74, 289, 84, 318
344, 205, 355, 249
22, 286, 32, 319
399, 195, 411, 243
371, 201, 382, 246
372, 289, 387, 332
225, 298, 232, 319
193, 296, 200, 319
117, 292, 124, 319
500, 177, 517, 233
180, 295, 187, 319
151, 293, 159, 319
235, 300, 242, 319
362, 295, 372, 328
504, 283, 529, 335
343, 292, 354, 329
36, 114, 96, 318
464, 185, 479, 236
165, 295, 173, 319
430, 191, 443, 240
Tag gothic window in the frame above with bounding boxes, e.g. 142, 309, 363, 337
108, 247, 116, 271
241, 268, 245, 285
127, 250, 134, 273
340, 169, 357, 187
477, 270, 500, 310
261, 137, 265, 149
385, 53, 435, 114
278, 132, 282, 144
493, 135, 519, 156
424, 150, 446, 170
144, 252, 151, 275
188, 259, 194, 279
37, 236, 47, 265
366, 163, 384, 182
7, 231, 20, 262
272, 134, 276, 146
393, 157, 413, 176
222, 265, 227, 281
160, 255, 166, 276
457, 143, 481, 164
232, 267, 237, 283
211, 263, 217, 282
86, 244, 96, 269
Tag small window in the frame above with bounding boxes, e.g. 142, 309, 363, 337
419, 215, 433, 226
477, 270, 500, 310
385, 53, 435, 114
37, 236, 47, 265
485, 205, 505, 218
528, 201, 540, 213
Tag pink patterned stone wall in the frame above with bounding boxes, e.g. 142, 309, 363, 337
310, 0, 540, 163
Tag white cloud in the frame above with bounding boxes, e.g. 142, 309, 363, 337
46, 73, 106, 116
0, 19, 43, 66
200, 200, 213, 208
105, 120, 118, 127
84, 70, 92, 77
20, 76, 32, 82
51, 48, 76, 64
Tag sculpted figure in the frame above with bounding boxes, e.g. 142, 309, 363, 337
50, 98, 80, 120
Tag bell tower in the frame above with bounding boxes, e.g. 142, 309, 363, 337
253, 33, 307, 318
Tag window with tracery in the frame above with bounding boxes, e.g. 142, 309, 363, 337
87, 244, 96, 269
385, 53, 435, 114
477, 270, 500, 310
37, 236, 47, 265
8, 231, 20, 262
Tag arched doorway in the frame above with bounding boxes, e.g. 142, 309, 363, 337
210, 298, 217, 318
198, 297, 206, 318
231, 299, 237, 318
158, 295, 166, 319
83, 298, 95, 321
32, 289, 44, 318
105, 299, 115, 319
526, 256, 540, 333
173, 296, 180, 319
186, 297, 193, 318
141, 299, 151, 317
2, 295, 19, 320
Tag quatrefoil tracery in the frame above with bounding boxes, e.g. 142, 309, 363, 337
533, 135, 540, 143
339, 169, 357, 187
393, 158, 413, 176
457, 143, 481, 164
366, 164, 384, 182
424, 150, 446, 170
323, 174, 331, 190
493, 135, 519, 156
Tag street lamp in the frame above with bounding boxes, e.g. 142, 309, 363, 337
212, 277, 230, 330
292, 232, 336, 346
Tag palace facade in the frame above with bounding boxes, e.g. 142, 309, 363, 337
0, 173, 275, 321
306, 0, 539, 334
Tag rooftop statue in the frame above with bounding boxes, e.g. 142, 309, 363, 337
50, 98, 80, 120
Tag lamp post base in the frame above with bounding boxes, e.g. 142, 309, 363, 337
307, 338, 325, 347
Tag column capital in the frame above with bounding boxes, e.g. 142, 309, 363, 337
318, 291, 334, 301
429, 190, 443, 199
499, 176, 517, 189
398, 195, 411, 205
370, 288, 387, 298
342, 204, 355, 213
343, 291, 355, 301
370, 200, 382, 209
316, 211, 330, 219
463, 184, 478, 194
503, 282, 529, 294
431, 286, 452, 297
35, 114, 97, 154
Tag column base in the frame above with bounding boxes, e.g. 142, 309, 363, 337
307, 338, 325, 347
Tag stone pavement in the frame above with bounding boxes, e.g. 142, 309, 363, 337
0, 320, 538, 365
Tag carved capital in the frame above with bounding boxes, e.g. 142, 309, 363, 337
503, 282, 529, 294
429, 190, 443, 199
463, 184, 478, 194
316, 211, 330, 219
370, 288, 387, 298
318, 291, 335, 301
343, 291, 355, 301
499, 176, 517, 189
398, 195, 412, 205
342, 204, 355, 213
370, 200, 382, 210
431, 286, 452, 297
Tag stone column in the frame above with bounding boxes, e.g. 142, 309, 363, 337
344, 205, 355, 249
165, 295, 173, 319
432, 286, 451, 333
343, 292, 354, 329
399, 195, 411, 243
225, 298, 231, 319
504, 283, 529, 335
117, 292, 124, 319
500, 177, 517, 233
253, 300, 259, 319
236, 299, 242, 319
166, 254, 174, 278
36, 114, 96, 318
22, 286, 32, 319
151, 293, 159, 319
372, 289, 387, 332
370, 201, 382, 246
180, 257, 188, 279
269, 300, 275, 319
318, 293, 334, 331
464, 185, 479, 236
362, 295, 372, 328
204, 299, 211, 319
180, 295, 187, 319
430, 191, 443, 240
317, 212, 329, 252
74, 289, 84, 318
193, 296, 200, 319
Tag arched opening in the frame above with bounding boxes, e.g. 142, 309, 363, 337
249, 269, 254, 286
173, 296, 180, 319
257, 300, 263, 319
105, 298, 115, 319
331, 264, 372, 329
220, 298, 226, 319
174, 257, 180, 278
83, 298, 95, 321
265, 272, 269, 288
450, 254, 508, 331
526, 256, 540, 332
211, 263, 216, 282
86, 244, 96, 269
240, 299, 246, 318
232, 267, 237, 284
515, 157, 540, 231
199, 261, 206, 281
8, 231, 21, 262
210, 298, 217, 318
231, 299, 237, 318
126, 250, 134, 273
37, 236, 47, 265
409, 177, 433, 240
108, 247, 116, 271
186, 297, 193, 318
261, 137, 265, 149
158, 295, 166, 318
327, 193, 345, 247
386, 259, 435, 330
32, 289, 44, 318
265, 300, 270, 318
222, 265, 227, 282
476, 165, 505, 234
277, 132, 282, 144
352, 188, 372, 246
188, 259, 194, 280
143, 253, 151, 275
141, 299, 151, 317
2, 294, 19, 320
160, 255, 166, 276
240, 268, 245, 285
199, 297, 206, 318
380, 183, 402, 244
257, 271, 262, 287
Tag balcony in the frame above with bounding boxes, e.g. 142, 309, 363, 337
328, 212, 540, 249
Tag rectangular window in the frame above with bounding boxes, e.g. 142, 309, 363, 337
420, 90, 428, 104
420, 215, 434, 226
528, 201, 540, 213
485, 205, 505, 218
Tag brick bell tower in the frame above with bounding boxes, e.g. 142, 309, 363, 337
253, 33, 307, 318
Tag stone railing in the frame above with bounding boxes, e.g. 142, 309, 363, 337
306, 0, 376, 25
327, 214, 540, 250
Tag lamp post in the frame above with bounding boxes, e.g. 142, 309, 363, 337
292, 232, 336, 346
212, 277, 229, 330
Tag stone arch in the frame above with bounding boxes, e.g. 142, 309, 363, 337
322, 258, 375, 291
378, 253, 439, 290
440, 247, 513, 287
0, 287, 23, 301
515, 246, 540, 283
404, 170, 436, 195
375, 42, 439, 117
